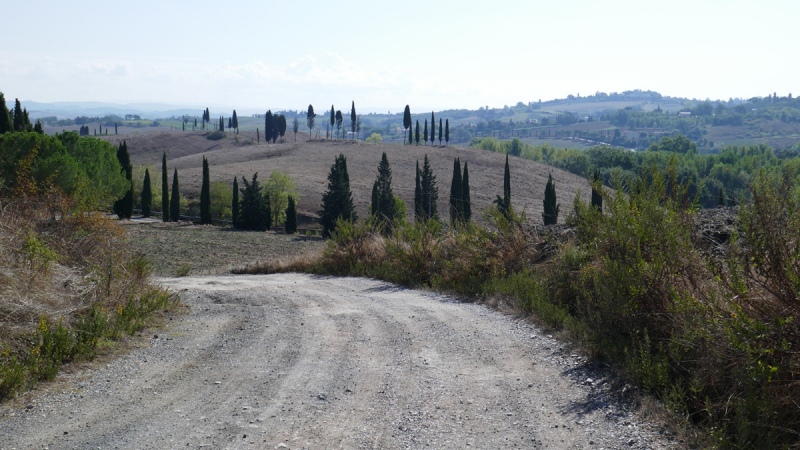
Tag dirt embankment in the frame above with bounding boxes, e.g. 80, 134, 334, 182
1, 274, 679, 449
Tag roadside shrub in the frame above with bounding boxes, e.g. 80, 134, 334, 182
205, 130, 225, 141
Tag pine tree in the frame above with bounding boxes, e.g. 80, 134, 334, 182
591, 169, 602, 212
0, 92, 11, 134
238, 173, 271, 231
13, 99, 23, 132
542, 173, 560, 225
161, 152, 170, 221
231, 176, 240, 227
494, 154, 511, 218
414, 161, 423, 221
462, 161, 471, 222
420, 154, 439, 220
329, 106, 335, 139
170, 169, 181, 222
415, 120, 420, 145
113, 141, 133, 219
438, 118, 443, 146
141, 169, 152, 217
403, 105, 412, 144
423, 119, 428, 145
430, 112, 435, 146
374, 152, 396, 226
450, 158, 463, 224
200, 157, 212, 224
350, 101, 357, 139
285, 196, 297, 234
307, 105, 316, 139
371, 180, 379, 217
319, 154, 356, 237
33, 120, 43, 134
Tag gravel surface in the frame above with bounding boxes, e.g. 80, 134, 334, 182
0, 274, 680, 449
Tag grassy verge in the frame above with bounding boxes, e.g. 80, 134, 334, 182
238, 163, 800, 448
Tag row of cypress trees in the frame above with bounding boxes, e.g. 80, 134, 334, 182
402, 106, 450, 146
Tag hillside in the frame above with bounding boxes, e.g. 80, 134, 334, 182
100, 131, 592, 224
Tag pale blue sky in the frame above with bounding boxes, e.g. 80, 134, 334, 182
2, 0, 797, 112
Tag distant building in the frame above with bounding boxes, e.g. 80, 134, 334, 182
678, 111, 692, 117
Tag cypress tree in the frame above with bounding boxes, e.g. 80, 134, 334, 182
231, 176, 240, 227
99, 124, 102, 134
462, 161, 471, 222
170, 168, 180, 222
591, 169, 602, 211
335, 110, 343, 139
449, 158, 463, 224
403, 105, 412, 144
438, 118, 443, 145
115, 122, 118, 135
182, 122, 185, 132
420, 154, 438, 220
12, 99, 23, 131
161, 152, 169, 221
200, 157, 212, 224
350, 101, 357, 139
415, 120, 420, 145
0, 91, 11, 134
232, 110, 238, 132
293, 117, 299, 142
141, 169, 152, 217
285, 196, 297, 234
371, 180, 379, 217
374, 152, 396, 226
430, 112, 435, 146
408, 127, 413, 146
238, 173, 271, 231
414, 161, 423, 221
113, 141, 133, 219
542, 173, 560, 225
219, 116, 224, 132
278, 115, 287, 138
264, 110, 273, 142
307, 105, 316, 139
319, 154, 356, 237
423, 119, 428, 145
257, 128, 260, 143
494, 154, 512, 218
228, 117, 231, 129
330, 105, 335, 139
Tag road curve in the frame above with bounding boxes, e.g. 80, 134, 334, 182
0, 274, 677, 449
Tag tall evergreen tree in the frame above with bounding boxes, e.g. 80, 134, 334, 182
415, 120, 420, 145
420, 154, 438, 220
113, 141, 133, 219
200, 157, 212, 224
141, 169, 152, 217
495, 154, 512, 218
12, 99, 23, 132
371, 180, 379, 217
278, 115, 287, 138
292, 117, 299, 142
438, 118, 443, 145
170, 169, 181, 222
414, 161, 423, 221
264, 110, 274, 142
285, 196, 297, 234
0, 91, 12, 134
219, 116, 224, 132
329, 105, 335, 139
232, 110, 239, 133
115, 122, 118, 135
350, 101, 357, 139
462, 161, 471, 222
161, 152, 169, 221
449, 158, 463, 224
33, 120, 43, 134
231, 176, 240, 227
374, 152, 396, 226
403, 105, 412, 144
591, 168, 602, 212
307, 105, 316, 139
335, 110, 343, 139
228, 117, 232, 129
238, 173, 271, 231
408, 127, 413, 146
319, 154, 356, 237
423, 119, 428, 145
542, 173, 560, 225
430, 112, 435, 146
257, 128, 260, 143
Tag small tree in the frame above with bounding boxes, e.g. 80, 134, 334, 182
371, 180, 379, 217
591, 168, 603, 212
329, 105, 335, 139
319, 154, 356, 237
292, 117, 299, 142
414, 160, 423, 221
265, 110, 274, 142
420, 154, 438, 220
494, 154, 512, 218
350, 101, 357, 139
374, 152, 396, 228
231, 176, 240, 226
170, 168, 181, 222
113, 141, 133, 219
265, 171, 299, 227
307, 104, 316, 139
462, 161, 471, 222
542, 173, 560, 225
423, 119, 428, 145
285, 196, 297, 234
430, 112, 435, 146
115, 122, 118, 135
438, 118, 443, 146
238, 173, 271, 231
449, 158, 463, 224
408, 127, 413, 146
161, 152, 169, 221
415, 120, 420, 145
335, 110, 343, 139
200, 157, 212, 224
278, 115, 287, 139
403, 105, 412, 144
141, 168, 152, 217
232, 110, 239, 133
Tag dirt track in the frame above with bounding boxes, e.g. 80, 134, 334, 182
0, 274, 677, 449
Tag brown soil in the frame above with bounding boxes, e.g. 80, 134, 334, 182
100, 131, 592, 224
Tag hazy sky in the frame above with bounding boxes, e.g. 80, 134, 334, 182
2, 0, 797, 112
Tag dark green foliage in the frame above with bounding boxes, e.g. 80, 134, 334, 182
330, 105, 335, 138
414, 161, 423, 221
0, 91, 11, 134
278, 115, 287, 138
718, 188, 725, 207
449, 158, 463, 224
292, 117, 299, 141
232, 110, 238, 132
350, 101, 357, 137
591, 168, 602, 211
33, 120, 43, 134
430, 112, 435, 146
403, 105, 412, 143
307, 105, 315, 137
319, 154, 356, 237
438, 118, 443, 145
13, 99, 23, 132
238, 173, 271, 231
231, 176, 239, 226
257, 128, 260, 143
462, 161, 471, 222
374, 152, 396, 227
415, 120, 420, 145
495, 154, 512, 218
219, 116, 224, 132
113, 141, 133, 219
200, 157, 211, 224
542, 173, 559, 225
285, 196, 297, 233
161, 152, 169, 222
423, 119, 428, 145
420, 154, 438, 220
141, 169, 152, 217
408, 127, 413, 146
335, 110, 343, 139
445, 119, 449, 145
170, 169, 180, 222
371, 180, 379, 216
265, 110, 273, 141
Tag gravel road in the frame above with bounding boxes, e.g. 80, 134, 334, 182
1, 274, 680, 449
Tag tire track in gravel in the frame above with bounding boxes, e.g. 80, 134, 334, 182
0, 274, 680, 449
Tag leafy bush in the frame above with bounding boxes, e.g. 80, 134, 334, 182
205, 130, 226, 141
